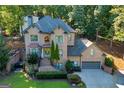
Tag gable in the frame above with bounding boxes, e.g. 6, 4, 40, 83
81, 44, 104, 57
68, 39, 87, 56
26, 26, 40, 34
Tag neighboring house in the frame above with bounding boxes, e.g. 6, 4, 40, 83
23, 15, 105, 69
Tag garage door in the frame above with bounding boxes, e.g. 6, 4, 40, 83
82, 62, 101, 69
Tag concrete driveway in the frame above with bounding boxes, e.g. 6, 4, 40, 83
114, 70, 124, 88
75, 69, 118, 88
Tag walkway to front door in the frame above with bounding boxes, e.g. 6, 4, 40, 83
39, 58, 57, 72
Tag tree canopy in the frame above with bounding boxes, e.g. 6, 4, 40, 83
0, 5, 124, 42
0, 34, 9, 71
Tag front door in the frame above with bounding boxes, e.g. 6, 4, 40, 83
43, 48, 50, 58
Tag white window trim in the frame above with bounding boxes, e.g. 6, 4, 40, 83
29, 48, 39, 54
30, 35, 38, 42
55, 35, 64, 44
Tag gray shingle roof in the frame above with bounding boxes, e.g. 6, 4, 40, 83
24, 16, 74, 33
67, 39, 93, 56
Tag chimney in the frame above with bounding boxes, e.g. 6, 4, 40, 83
28, 16, 33, 26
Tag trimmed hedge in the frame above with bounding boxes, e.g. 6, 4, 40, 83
35, 71, 67, 79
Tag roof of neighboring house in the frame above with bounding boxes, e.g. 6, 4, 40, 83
23, 16, 74, 33
67, 38, 93, 56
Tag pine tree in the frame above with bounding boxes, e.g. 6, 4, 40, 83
55, 44, 60, 62
50, 40, 55, 62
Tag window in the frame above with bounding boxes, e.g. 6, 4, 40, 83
30, 35, 38, 41
59, 49, 63, 57
68, 34, 72, 41
55, 35, 63, 44
30, 48, 38, 54
90, 49, 94, 56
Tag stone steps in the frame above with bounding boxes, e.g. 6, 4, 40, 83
40, 58, 51, 66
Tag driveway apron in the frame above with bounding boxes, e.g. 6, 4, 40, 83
75, 69, 118, 88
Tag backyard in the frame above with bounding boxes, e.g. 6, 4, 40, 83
0, 72, 70, 88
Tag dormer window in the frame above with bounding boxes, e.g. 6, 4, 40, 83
44, 36, 49, 43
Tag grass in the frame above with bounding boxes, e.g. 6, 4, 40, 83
0, 72, 70, 88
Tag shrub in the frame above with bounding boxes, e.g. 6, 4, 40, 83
27, 54, 39, 65
73, 66, 81, 72
67, 74, 81, 84
77, 81, 86, 88
65, 60, 74, 73
105, 57, 114, 67
35, 71, 67, 79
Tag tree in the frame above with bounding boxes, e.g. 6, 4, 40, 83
95, 6, 112, 38
50, 40, 55, 62
70, 6, 97, 39
111, 6, 124, 42
0, 6, 36, 35
70, 6, 86, 34
50, 41, 60, 64
27, 54, 39, 77
65, 60, 73, 73
0, 34, 9, 72
55, 44, 60, 62
27, 54, 38, 65
0, 6, 23, 35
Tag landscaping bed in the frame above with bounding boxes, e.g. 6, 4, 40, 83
102, 57, 114, 74
67, 74, 86, 88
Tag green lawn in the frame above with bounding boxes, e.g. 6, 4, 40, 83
0, 72, 70, 88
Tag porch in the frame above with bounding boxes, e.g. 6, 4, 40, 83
39, 58, 58, 72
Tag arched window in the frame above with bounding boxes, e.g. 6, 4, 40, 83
44, 36, 49, 43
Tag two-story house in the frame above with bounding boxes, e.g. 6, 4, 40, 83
23, 16, 75, 63
23, 16, 105, 69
